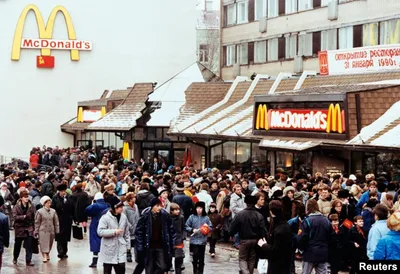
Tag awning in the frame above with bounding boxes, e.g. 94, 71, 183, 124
259, 137, 321, 151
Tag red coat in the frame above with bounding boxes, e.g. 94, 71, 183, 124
29, 154, 39, 168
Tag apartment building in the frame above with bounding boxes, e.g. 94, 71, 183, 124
220, 0, 400, 80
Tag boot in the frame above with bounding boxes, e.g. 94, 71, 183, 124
192, 262, 198, 274
89, 257, 98, 268
127, 250, 133, 262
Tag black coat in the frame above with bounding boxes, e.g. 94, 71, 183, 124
260, 218, 292, 274
51, 193, 74, 242
172, 193, 193, 222
71, 190, 90, 223
229, 206, 267, 240
41, 180, 54, 198
136, 191, 155, 215
348, 226, 367, 261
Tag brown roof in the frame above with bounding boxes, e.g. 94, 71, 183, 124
61, 121, 91, 131
171, 82, 231, 127
301, 71, 400, 88
78, 89, 130, 107
87, 83, 153, 131
277, 84, 400, 95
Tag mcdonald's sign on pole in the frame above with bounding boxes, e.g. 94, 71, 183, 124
11, 5, 92, 67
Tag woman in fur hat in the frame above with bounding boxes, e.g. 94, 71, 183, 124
34, 196, 60, 262
158, 187, 171, 213
103, 182, 120, 209
185, 201, 212, 274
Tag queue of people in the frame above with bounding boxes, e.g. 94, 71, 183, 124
1, 145, 400, 274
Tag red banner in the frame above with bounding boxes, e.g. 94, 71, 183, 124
36, 55, 55, 68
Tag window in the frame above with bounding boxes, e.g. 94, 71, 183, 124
199, 44, 209, 62
206, 0, 214, 11
255, 0, 267, 20
237, 0, 249, 24
298, 33, 313, 56
268, 0, 278, 18
227, 4, 237, 25
254, 41, 267, 63
321, 29, 337, 50
236, 142, 251, 170
237, 43, 248, 65
339, 26, 353, 49
222, 141, 236, 170
363, 23, 379, 46
380, 19, 400, 45
226, 45, 236, 66
285, 35, 297, 59
268, 39, 278, 61
285, 0, 298, 14
298, 0, 313, 11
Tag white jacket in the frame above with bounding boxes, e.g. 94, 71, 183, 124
195, 190, 214, 212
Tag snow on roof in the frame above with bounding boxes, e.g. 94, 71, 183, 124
348, 100, 400, 145
259, 138, 320, 151
371, 124, 400, 147
147, 101, 185, 127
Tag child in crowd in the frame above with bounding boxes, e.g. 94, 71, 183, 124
361, 199, 379, 233
170, 203, 185, 274
348, 216, 367, 274
208, 203, 222, 258
329, 214, 343, 274
185, 201, 212, 274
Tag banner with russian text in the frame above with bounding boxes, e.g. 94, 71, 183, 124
318, 44, 400, 76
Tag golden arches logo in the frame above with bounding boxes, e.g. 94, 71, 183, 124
255, 104, 269, 130
326, 103, 345, 134
11, 5, 80, 61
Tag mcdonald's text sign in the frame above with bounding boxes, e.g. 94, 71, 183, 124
11, 5, 92, 67
255, 104, 345, 134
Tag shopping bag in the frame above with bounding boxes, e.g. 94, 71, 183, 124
31, 237, 39, 254
72, 223, 83, 240
257, 259, 268, 274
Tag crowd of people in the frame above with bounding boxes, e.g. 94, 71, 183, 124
0, 146, 400, 274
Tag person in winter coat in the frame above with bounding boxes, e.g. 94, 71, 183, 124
355, 181, 381, 215
122, 192, 139, 263
374, 211, 400, 260
34, 196, 60, 263
367, 204, 389, 260
158, 188, 171, 213
258, 200, 292, 274
195, 183, 214, 213
348, 216, 367, 274
185, 201, 212, 274
12, 190, 35, 266
361, 199, 379, 233
230, 196, 267, 274
71, 183, 90, 229
51, 183, 74, 259
170, 203, 185, 274
85, 174, 102, 199
328, 214, 344, 274
135, 198, 176, 274
317, 185, 332, 217
0, 196, 10, 271
41, 173, 56, 198
172, 182, 193, 222
29, 181, 42, 210
230, 184, 245, 249
98, 201, 130, 274
282, 186, 295, 220
85, 192, 110, 268
0, 182, 14, 228
297, 199, 333, 274
136, 183, 155, 215
208, 202, 223, 257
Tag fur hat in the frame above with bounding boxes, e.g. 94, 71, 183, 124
104, 183, 116, 191
111, 201, 124, 211
365, 173, 375, 181
175, 182, 184, 192
194, 201, 207, 216
349, 174, 357, 181
387, 212, 400, 232
149, 197, 162, 208
267, 176, 275, 182
337, 189, 350, 199
74, 176, 81, 182
56, 184, 67, 191
94, 192, 103, 201
269, 186, 282, 199
209, 202, 217, 208
40, 196, 51, 206
184, 182, 192, 188
244, 195, 258, 205
0, 182, 7, 188
158, 188, 168, 195
283, 186, 295, 196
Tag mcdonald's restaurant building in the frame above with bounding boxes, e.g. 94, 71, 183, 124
169, 70, 400, 179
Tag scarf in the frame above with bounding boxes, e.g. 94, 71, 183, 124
357, 226, 365, 239
333, 225, 339, 234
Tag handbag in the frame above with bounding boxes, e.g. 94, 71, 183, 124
72, 222, 83, 240
257, 259, 268, 274
31, 237, 39, 254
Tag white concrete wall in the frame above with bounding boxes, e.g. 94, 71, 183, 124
0, 0, 197, 159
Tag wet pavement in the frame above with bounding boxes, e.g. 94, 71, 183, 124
2, 231, 347, 274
